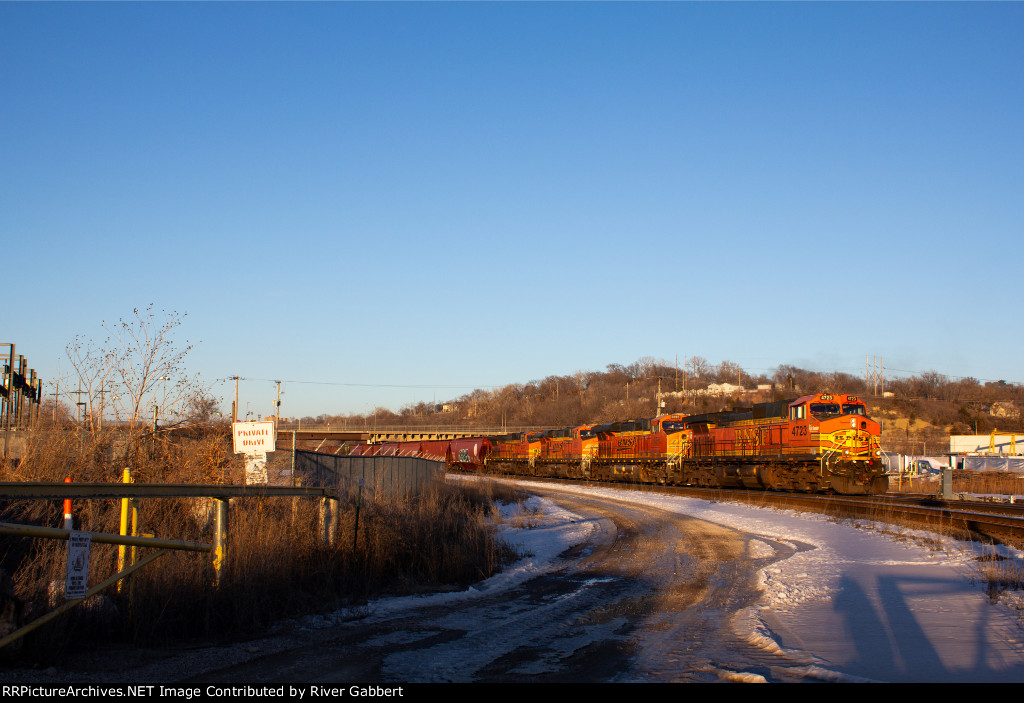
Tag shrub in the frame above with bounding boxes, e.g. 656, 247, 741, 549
0, 425, 522, 663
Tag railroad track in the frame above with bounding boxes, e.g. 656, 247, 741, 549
489, 474, 1024, 548
701, 489, 1024, 547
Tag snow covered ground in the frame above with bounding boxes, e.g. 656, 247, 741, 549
435, 477, 1024, 683
11, 477, 1024, 683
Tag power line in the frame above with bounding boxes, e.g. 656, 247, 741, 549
216, 376, 501, 391
216, 365, 1022, 394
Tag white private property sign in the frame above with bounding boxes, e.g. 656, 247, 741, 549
66, 531, 91, 599
232, 421, 277, 454
245, 451, 269, 485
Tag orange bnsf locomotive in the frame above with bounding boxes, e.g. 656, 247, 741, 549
677, 392, 885, 494
362, 392, 887, 495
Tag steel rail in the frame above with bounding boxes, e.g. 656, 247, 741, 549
686, 487, 1024, 546
501, 475, 1024, 547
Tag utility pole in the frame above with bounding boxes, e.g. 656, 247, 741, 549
274, 380, 282, 426
2, 343, 11, 459
71, 383, 88, 425
16, 356, 25, 428
95, 388, 108, 431
158, 376, 170, 426
230, 376, 240, 423
683, 355, 687, 396
29, 371, 38, 427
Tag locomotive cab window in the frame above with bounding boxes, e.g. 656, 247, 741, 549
790, 406, 806, 420
842, 404, 867, 416
809, 403, 841, 418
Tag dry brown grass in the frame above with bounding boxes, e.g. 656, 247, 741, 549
971, 550, 1024, 604
887, 470, 1024, 498
0, 425, 523, 664
952, 471, 1024, 497
452, 475, 533, 508
886, 474, 942, 494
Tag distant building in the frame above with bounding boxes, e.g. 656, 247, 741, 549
707, 382, 743, 396
950, 433, 1022, 455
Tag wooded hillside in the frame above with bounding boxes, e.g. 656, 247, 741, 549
298, 357, 1023, 455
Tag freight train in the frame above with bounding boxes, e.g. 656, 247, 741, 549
349, 392, 889, 495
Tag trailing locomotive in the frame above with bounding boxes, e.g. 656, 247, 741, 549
355, 392, 888, 495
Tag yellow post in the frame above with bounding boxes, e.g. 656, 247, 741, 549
130, 499, 139, 565
128, 497, 139, 605
116, 468, 132, 593
213, 498, 228, 588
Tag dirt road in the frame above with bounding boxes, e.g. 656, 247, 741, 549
172, 484, 807, 683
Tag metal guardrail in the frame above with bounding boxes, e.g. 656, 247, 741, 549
0, 522, 210, 552
0, 482, 337, 500
0, 481, 344, 650
0, 482, 342, 580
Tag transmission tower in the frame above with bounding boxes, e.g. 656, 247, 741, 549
865, 355, 884, 396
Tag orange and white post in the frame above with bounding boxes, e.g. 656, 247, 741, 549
63, 476, 73, 530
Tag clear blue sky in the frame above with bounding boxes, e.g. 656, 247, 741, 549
3, 2, 1022, 420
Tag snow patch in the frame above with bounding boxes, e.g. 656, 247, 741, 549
502, 481, 1024, 682
715, 669, 768, 683
747, 538, 776, 559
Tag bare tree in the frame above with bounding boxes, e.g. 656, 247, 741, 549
97, 306, 202, 429
184, 392, 222, 424
716, 360, 745, 385
688, 356, 712, 386
64, 335, 115, 433
66, 306, 206, 435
